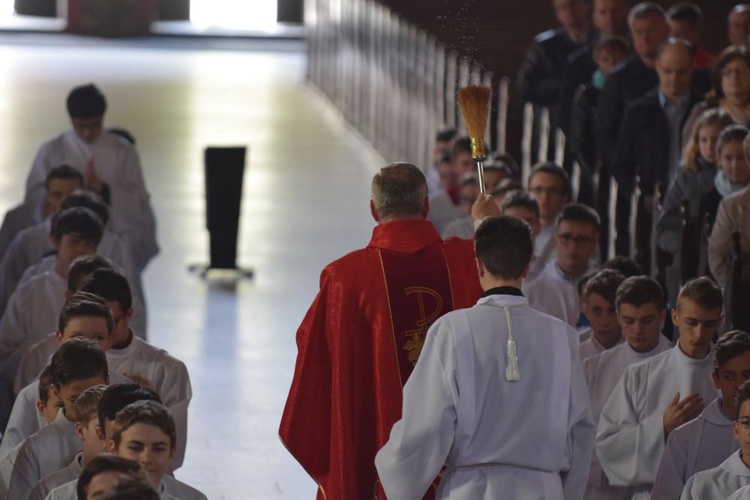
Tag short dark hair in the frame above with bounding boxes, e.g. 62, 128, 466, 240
371, 163, 427, 220
67, 255, 113, 292
108, 127, 136, 145
602, 256, 645, 278
555, 203, 601, 232
67, 84, 106, 118
45, 165, 83, 191
583, 269, 627, 305
98, 384, 161, 433
501, 189, 540, 219
628, 2, 667, 26
435, 127, 458, 143
80, 268, 133, 312
60, 190, 110, 225
474, 216, 533, 280
50, 206, 104, 246
615, 276, 666, 310
666, 2, 703, 29
736, 380, 750, 417
528, 162, 571, 198
77, 455, 144, 500
98, 476, 159, 500
58, 292, 114, 336
594, 35, 631, 60
452, 136, 472, 157
677, 277, 723, 312
714, 330, 750, 371
50, 338, 108, 389
488, 152, 520, 179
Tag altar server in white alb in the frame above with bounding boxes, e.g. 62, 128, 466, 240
583, 276, 673, 500
8, 338, 110, 499
24, 83, 158, 273
652, 330, 750, 499
595, 277, 725, 499
375, 215, 595, 499
523, 203, 600, 327
78, 267, 192, 469
577, 269, 626, 361
681, 377, 750, 499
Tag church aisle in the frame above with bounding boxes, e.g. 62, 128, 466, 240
0, 39, 384, 499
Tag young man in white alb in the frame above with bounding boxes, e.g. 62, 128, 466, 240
27, 384, 106, 500
376, 215, 595, 499
583, 275, 673, 500
652, 330, 750, 499
8, 337, 110, 499
596, 277, 725, 499
578, 268, 626, 361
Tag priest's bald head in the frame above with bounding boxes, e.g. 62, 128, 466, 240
370, 163, 429, 223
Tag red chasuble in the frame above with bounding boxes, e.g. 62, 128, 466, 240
280, 220, 482, 499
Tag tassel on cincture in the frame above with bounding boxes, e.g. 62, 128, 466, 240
504, 307, 520, 381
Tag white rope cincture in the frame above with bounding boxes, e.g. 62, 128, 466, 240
504, 306, 520, 381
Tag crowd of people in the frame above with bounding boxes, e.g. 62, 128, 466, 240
0, 84, 204, 499
280, 1, 750, 499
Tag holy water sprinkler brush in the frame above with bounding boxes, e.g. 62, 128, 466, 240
457, 85, 492, 194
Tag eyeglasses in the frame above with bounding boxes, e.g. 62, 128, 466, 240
737, 417, 750, 429
557, 233, 595, 245
529, 186, 564, 196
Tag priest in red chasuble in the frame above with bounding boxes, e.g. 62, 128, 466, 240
280, 162, 483, 499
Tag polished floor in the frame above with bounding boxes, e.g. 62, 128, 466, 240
0, 36, 386, 499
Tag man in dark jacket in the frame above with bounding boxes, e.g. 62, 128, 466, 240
613, 39, 702, 270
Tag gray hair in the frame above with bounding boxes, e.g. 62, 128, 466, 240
628, 2, 666, 27
371, 163, 427, 221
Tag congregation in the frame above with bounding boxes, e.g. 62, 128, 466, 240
281, 1, 750, 500
0, 84, 205, 499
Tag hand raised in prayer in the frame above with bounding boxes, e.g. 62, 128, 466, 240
85, 159, 103, 194
471, 194, 500, 221
663, 392, 703, 437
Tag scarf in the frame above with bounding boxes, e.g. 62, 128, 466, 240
715, 170, 747, 198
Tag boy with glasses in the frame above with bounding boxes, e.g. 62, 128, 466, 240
527, 162, 571, 263
523, 203, 600, 326
655, 330, 750, 499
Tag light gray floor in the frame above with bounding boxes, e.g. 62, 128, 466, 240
0, 37, 386, 499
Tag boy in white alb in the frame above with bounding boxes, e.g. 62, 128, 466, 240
523, 203, 600, 327
27, 385, 106, 500
8, 337, 110, 499
652, 331, 750, 499
578, 269, 626, 361
596, 277, 725, 499
53, 454, 147, 500
107, 401, 205, 499
79, 268, 191, 469
0, 206, 103, 426
583, 276, 674, 500
24, 83, 158, 273
0, 287, 114, 458
0, 366, 59, 497
43, 383, 165, 499
14, 254, 114, 395
376, 216, 595, 499
681, 379, 750, 499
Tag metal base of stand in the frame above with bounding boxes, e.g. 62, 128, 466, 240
188, 264, 254, 280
